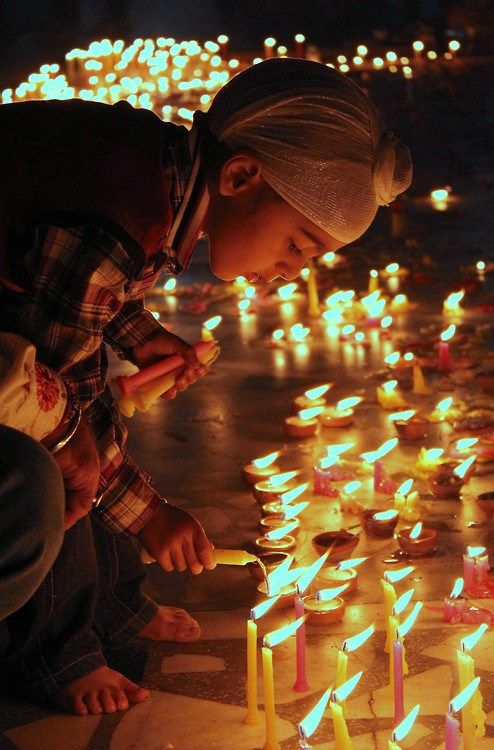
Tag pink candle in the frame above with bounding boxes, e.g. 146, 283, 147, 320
445, 711, 460, 750
393, 637, 405, 724
313, 466, 339, 497
293, 595, 309, 692
439, 341, 452, 373
115, 340, 216, 396
443, 598, 468, 623
463, 554, 476, 591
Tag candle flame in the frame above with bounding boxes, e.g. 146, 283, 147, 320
373, 509, 399, 521
455, 438, 478, 451
385, 351, 400, 365
263, 615, 305, 648
342, 624, 375, 653
431, 188, 449, 201
290, 323, 310, 341
404, 352, 414, 362
321, 250, 336, 265
409, 522, 423, 540
449, 577, 464, 599
393, 588, 415, 616
299, 405, 324, 421
397, 601, 423, 639
466, 545, 486, 558
282, 501, 309, 521
265, 520, 299, 541
280, 482, 309, 504
341, 480, 361, 495
361, 290, 381, 306
382, 380, 398, 393
327, 442, 354, 456
384, 566, 415, 583
341, 324, 355, 336
397, 479, 414, 496
388, 409, 416, 422
361, 438, 398, 464
386, 262, 400, 274
337, 556, 368, 571
419, 447, 444, 462
299, 688, 331, 741
252, 451, 279, 469
449, 677, 480, 714
250, 596, 282, 620
265, 553, 294, 596
305, 383, 331, 400
392, 704, 420, 742
435, 396, 453, 413
297, 551, 330, 594
453, 454, 476, 479
278, 282, 297, 299
336, 396, 362, 412
461, 623, 488, 653
381, 315, 393, 329
331, 671, 363, 702
444, 290, 465, 310
238, 298, 251, 312
269, 470, 299, 487
272, 328, 284, 341
163, 278, 177, 292
315, 583, 349, 602
440, 324, 456, 342
319, 454, 338, 469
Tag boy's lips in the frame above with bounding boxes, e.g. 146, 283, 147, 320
246, 273, 262, 283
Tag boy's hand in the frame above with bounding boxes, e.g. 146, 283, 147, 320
53, 415, 101, 530
132, 328, 206, 400
138, 504, 216, 574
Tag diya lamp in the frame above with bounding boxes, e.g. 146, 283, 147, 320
256, 566, 302, 609
303, 583, 348, 625
261, 481, 309, 517
415, 447, 445, 478
448, 437, 478, 460
284, 405, 323, 437
201, 314, 222, 341
314, 556, 368, 595
389, 704, 421, 750
253, 470, 301, 504
362, 509, 399, 538
396, 522, 438, 556
389, 409, 429, 440
429, 396, 461, 423
445, 679, 481, 750
443, 289, 465, 318
438, 324, 455, 373
259, 515, 302, 537
293, 383, 332, 410
443, 578, 468, 623
427, 456, 476, 497
376, 380, 408, 410
319, 396, 362, 428
254, 519, 299, 554
311, 529, 360, 563
247, 551, 292, 584
243, 451, 280, 485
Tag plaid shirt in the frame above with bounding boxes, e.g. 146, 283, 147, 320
10, 124, 207, 536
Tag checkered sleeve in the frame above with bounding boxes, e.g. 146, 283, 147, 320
104, 299, 163, 362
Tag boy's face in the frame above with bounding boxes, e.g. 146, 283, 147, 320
204, 154, 344, 282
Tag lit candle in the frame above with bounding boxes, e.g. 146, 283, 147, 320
446, 678, 481, 750
298, 688, 331, 749
393, 603, 423, 723
262, 617, 306, 750
443, 290, 465, 317
243, 451, 280, 485
443, 578, 467, 623
381, 567, 415, 652
245, 596, 282, 725
319, 396, 362, 428
463, 546, 490, 594
253, 471, 302, 505
429, 396, 460, 423
430, 187, 450, 211
393, 478, 419, 521
457, 625, 487, 748
293, 383, 332, 410
368, 268, 379, 293
289, 322, 310, 342
439, 324, 455, 372
306, 259, 320, 317
294, 33, 306, 58
389, 293, 412, 314
284, 405, 324, 438
361, 438, 398, 492
376, 380, 408, 410
329, 671, 363, 750
412, 363, 432, 394
293, 552, 330, 691
336, 625, 374, 715
201, 314, 222, 341
389, 704, 420, 750
264, 37, 276, 59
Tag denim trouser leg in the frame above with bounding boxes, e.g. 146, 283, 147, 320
91, 517, 158, 647
0, 426, 65, 620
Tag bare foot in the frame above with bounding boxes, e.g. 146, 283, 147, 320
52, 666, 150, 716
136, 605, 201, 642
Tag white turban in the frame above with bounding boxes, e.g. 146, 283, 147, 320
204, 58, 412, 244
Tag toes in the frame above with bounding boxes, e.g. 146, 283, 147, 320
84, 690, 103, 714
100, 688, 117, 713
115, 688, 130, 711
73, 695, 88, 716
123, 680, 150, 704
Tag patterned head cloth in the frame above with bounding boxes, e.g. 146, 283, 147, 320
204, 58, 412, 244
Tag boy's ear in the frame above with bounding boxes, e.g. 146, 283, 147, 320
217, 154, 263, 196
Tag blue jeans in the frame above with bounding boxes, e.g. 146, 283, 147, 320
1, 432, 157, 698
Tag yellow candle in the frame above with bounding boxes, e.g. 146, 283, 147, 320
388, 742, 401, 750
213, 549, 259, 565
412, 364, 432, 394
262, 646, 281, 750
329, 700, 353, 750
306, 260, 320, 317
457, 649, 486, 747
377, 383, 408, 410
336, 649, 348, 689
381, 580, 397, 652
244, 620, 260, 724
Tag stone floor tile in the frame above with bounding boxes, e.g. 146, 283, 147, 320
162, 654, 226, 674
4, 714, 101, 750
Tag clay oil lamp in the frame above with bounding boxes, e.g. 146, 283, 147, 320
314, 556, 368, 595
319, 396, 362, 428
284, 405, 323, 438
396, 522, 438, 557
259, 516, 301, 537
311, 529, 359, 563
427, 456, 476, 497
293, 383, 333, 411
361, 508, 399, 538
429, 396, 461, 424
254, 519, 299, 554
247, 551, 291, 583
256, 556, 301, 609
261, 481, 308, 517
253, 470, 301, 504
303, 584, 347, 625
243, 450, 280, 486
389, 409, 429, 440
256, 580, 299, 609
475, 491, 494, 519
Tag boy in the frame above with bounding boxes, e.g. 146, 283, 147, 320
0, 57, 411, 714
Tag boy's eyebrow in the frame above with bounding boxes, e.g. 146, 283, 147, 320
300, 228, 326, 250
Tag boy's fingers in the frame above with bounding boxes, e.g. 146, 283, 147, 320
182, 538, 203, 574
170, 546, 187, 573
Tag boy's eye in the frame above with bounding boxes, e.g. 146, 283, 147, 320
288, 240, 303, 256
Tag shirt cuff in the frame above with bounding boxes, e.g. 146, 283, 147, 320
104, 301, 163, 362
